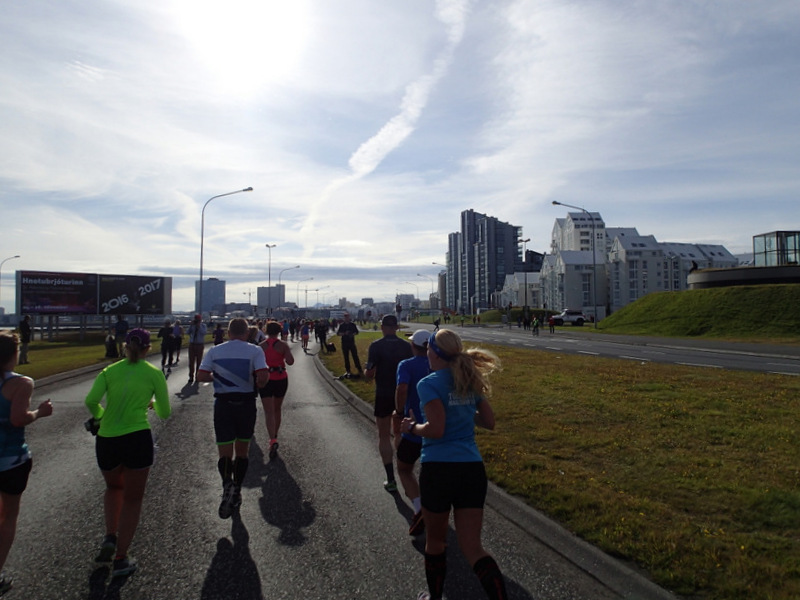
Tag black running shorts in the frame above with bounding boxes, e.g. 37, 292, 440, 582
0, 458, 33, 495
396, 437, 422, 465
419, 461, 488, 513
258, 378, 288, 399
96, 429, 154, 471
214, 393, 257, 444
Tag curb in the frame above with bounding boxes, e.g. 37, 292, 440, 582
312, 354, 679, 600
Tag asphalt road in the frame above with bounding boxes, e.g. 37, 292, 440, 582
8, 338, 680, 600
427, 323, 800, 375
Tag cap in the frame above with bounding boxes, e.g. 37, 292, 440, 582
194, 314, 201, 321
409, 329, 429, 348
125, 328, 151, 346
381, 314, 398, 327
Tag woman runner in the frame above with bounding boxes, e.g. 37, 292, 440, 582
85, 328, 171, 578
401, 328, 507, 600
258, 321, 295, 459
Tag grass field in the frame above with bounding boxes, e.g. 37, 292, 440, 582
320, 330, 800, 600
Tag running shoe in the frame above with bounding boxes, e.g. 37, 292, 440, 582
269, 441, 279, 460
111, 556, 137, 578
409, 511, 425, 536
218, 481, 236, 519
384, 480, 398, 492
231, 484, 242, 511
416, 592, 431, 600
95, 536, 117, 563
0, 574, 12, 596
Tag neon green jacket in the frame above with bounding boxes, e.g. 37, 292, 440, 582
85, 359, 171, 437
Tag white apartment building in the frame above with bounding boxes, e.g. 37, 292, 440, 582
498, 272, 540, 309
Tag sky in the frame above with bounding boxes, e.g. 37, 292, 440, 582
1, 0, 798, 313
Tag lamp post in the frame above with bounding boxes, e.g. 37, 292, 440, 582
198, 187, 253, 314
276, 265, 299, 311
0, 255, 20, 312
518, 238, 530, 319
314, 285, 329, 307
243, 289, 253, 316
552, 200, 598, 327
416, 273, 434, 298
297, 277, 313, 307
265, 243, 276, 315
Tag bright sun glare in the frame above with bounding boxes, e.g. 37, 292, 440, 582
172, 0, 310, 92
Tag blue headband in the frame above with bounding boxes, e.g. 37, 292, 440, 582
428, 333, 454, 361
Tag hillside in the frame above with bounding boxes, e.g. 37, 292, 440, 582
596, 284, 800, 342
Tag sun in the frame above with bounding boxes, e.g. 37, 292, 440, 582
171, 0, 310, 92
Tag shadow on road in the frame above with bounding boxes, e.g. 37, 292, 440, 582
86, 565, 130, 600
200, 514, 263, 600
255, 454, 316, 546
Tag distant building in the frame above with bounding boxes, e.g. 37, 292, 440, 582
196, 277, 225, 315
257, 285, 285, 314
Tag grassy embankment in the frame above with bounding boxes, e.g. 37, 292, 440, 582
9, 284, 800, 599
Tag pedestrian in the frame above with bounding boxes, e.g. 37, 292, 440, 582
213, 322, 225, 345
393, 329, 430, 536
104, 328, 119, 359
187, 314, 207, 384
0, 332, 53, 595
316, 320, 329, 353
197, 318, 268, 519
336, 312, 363, 378
156, 319, 174, 372
85, 328, 170, 578
300, 320, 310, 352
548, 315, 555, 334
259, 321, 295, 460
114, 315, 129, 357
400, 328, 507, 600
17, 316, 32, 365
532, 317, 539, 337
364, 315, 412, 492
172, 319, 184, 364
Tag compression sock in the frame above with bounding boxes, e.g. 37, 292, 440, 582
424, 551, 446, 600
384, 462, 395, 483
217, 456, 233, 484
412, 497, 422, 513
233, 457, 249, 486
473, 555, 508, 600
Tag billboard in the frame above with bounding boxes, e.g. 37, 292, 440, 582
17, 271, 172, 315
98, 274, 171, 315
17, 271, 98, 314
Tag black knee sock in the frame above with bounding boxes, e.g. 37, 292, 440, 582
384, 462, 395, 482
218, 457, 233, 484
424, 551, 446, 600
233, 457, 249, 486
473, 555, 507, 600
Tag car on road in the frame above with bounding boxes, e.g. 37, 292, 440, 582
553, 309, 587, 326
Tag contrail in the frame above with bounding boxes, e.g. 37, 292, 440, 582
299, 0, 470, 249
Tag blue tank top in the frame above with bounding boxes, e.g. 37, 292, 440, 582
0, 372, 32, 472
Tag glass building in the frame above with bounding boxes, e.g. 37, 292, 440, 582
753, 231, 800, 267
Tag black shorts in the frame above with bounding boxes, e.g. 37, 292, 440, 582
214, 393, 257, 444
419, 461, 488, 513
0, 458, 33, 495
374, 394, 395, 418
259, 378, 289, 399
96, 429, 154, 471
396, 437, 422, 465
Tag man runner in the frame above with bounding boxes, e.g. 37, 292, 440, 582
198, 318, 268, 519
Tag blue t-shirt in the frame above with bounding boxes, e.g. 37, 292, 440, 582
396, 355, 430, 444
0, 373, 31, 471
417, 369, 483, 463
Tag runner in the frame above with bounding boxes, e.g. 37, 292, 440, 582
401, 328, 507, 600
300, 320, 310, 352
156, 318, 174, 372
258, 321, 295, 460
393, 329, 430, 536
0, 333, 53, 595
197, 318, 268, 519
85, 328, 171, 579
187, 315, 206, 384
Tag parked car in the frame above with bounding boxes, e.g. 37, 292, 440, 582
553, 309, 586, 326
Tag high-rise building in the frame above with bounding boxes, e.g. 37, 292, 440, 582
195, 277, 226, 315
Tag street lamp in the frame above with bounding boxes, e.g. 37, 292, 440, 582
416, 273, 434, 297
518, 238, 530, 319
276, 265, 299, 311
265, 243, 276, 315
0, 255, 20, 312
297, 277, 313, 307
404, 281, 419, 299
198, 187, 253, 314
552, 200, 598, 328
314, 285, 329, 307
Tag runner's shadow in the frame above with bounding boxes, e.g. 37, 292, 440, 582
175, 381, 200, 400
258, 457, 316, 546
200, 513, 263, 600
86, 565, 129, 600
